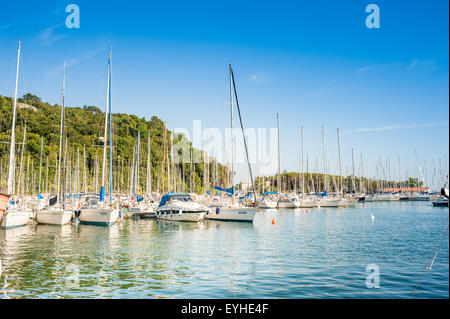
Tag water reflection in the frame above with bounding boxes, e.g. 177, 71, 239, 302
0, 202, 448, 298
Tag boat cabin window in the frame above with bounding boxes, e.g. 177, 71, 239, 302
171, 196, 192, 202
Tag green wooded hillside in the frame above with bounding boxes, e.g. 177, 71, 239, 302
0, 93, 229, 195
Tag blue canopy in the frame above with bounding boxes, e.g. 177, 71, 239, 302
262, 191, 277, 196
158, 193, 191, 208
314, 191, 328, 197
214, 186, 234, 195
239, 193, 252, 200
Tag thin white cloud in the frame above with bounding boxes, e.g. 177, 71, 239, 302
46, 41, 109, 75
407, 58, 439, 72
249, 72, 269, 84
356, 66, 370, 73
0, 24, 11, 30
37, 23, 67, 46
46, 58, 79, 75
342, 122, 448, 134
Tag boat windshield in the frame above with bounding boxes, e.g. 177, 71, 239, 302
171, 196, 192, 202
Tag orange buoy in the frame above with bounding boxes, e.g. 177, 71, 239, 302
272, 218, 276, 225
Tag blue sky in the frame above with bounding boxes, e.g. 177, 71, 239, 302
0, 0, 448, 185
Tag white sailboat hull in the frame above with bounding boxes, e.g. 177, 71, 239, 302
36, 209, 73, 225
299, 199, 317, 208
277, 200, 296, 208
206, 207, 256, 222
376, 195, 391, 201
338, 198, 357, 207
1, 210, 30, 229
318, 198, 340, 207
258, 200, 277, 209
79, 208, 119, 226
156, 209, 205, 222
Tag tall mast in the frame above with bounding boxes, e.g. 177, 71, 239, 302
171, 132, 175, 192
167, 129, 171, 192
45, 156, 49, 194
136, 131, 140, 194
57, 63, 66, 200
337, 128, 342, 195
230, 64, 257, 203
132, 132, 140, 197
277, 113, 280, 193
261, 131, 264, 194
230, 64, 235, 202
38, 138, 43, 198
360, 153, 364, 193
83, 145, 87, 194
18, 125, 26, 195
301, 126, 304, 196
61, 64, 66, 206
130, 145, 136, 196
351, 148, 355, 193
7, 40, 21, 195
147, 131, 151, 195
321, 126, 327, 193
100, 51, 111, 201
107, 50, 113, 203
75, 148, 79, 196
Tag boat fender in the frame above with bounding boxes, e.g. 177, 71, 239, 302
216, 207, 220, 214
119, 210, 123, 218
179, 210, 182, 216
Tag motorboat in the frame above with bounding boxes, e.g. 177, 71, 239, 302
432, 198, 449, 207
156, 193, 208, 222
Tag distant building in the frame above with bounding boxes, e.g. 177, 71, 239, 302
383, 187, 429, 193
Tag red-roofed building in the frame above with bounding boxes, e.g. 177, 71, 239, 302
383, 187, 429, 193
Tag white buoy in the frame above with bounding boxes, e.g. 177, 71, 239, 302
371, 213, 375, 221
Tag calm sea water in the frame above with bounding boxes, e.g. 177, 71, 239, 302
0, 201, 448, 299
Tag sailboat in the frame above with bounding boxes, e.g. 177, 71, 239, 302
317, 126, 340, 208
274, 113, 298, 208
206, 64, 257, 222
1, 40, 32, 229
123, 132, 156, 218
36, 64, 73, 225
298, 126, 317, 208
78, 50, 119, 226
258, 127, 277, 209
